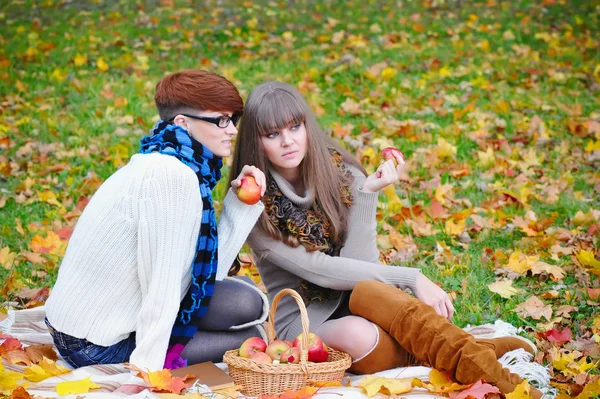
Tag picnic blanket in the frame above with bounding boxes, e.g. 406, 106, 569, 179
0, 306, 556, 398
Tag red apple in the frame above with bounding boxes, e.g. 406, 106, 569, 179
265, 340, 291, 361
237, 175, 262, 205
280, 347, 301, 364
381, 147, 404, 167
292, 333, 328, 363
239, 337, 267, 358
249, 351, 272, 364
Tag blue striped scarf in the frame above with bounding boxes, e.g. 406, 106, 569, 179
139, 120, 222, 364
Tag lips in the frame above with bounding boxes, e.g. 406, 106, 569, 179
282, 151, 297, 158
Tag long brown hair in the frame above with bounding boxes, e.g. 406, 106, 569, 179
229, 81, 366, 250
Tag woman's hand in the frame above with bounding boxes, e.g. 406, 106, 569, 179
413, 273, 455, 320
362, 155, 406, 193
230, 165, 267, 196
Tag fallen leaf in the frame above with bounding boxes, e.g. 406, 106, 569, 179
448, 379, 500, 398
576, 250, 600, 269
488, 279, 523, 299
23, 357, 70, 382
8, 386, 32, 399
279, 386, 318, 399
357, 376, 413, 396
0, 363, 24, 392
530, 261, 565, 280
2, 350, 32, 366
24, 345, 58, 363
545, 327, 573, 345
506, 380, 533, 398
56, 377, 100, 396
0, 338, 23, 355
514, 296, 552, 320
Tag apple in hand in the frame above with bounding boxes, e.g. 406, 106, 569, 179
292, 333, 328, 363
239, 337, 267, 358
236, 175, 262, 205
280, 347, 301, 364
249, 351, 272, 364
381, 147, 404, 167
265, 340, 291, 361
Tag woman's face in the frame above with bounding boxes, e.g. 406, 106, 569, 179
260, 121, 308, 174
178, 111, 238, 157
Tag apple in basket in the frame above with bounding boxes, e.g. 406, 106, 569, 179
280, 347, 301, 364
292, 333, 328, 363
249, 351, 272, 364
381, 147, 404, 167
265, 340, 291, 361
239, 337, 267, 358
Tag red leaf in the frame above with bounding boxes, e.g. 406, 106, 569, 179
0, 337, 23, 355
448, 379, 500, 399
545, 327, 572, 345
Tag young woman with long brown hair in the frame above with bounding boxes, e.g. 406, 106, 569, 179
229, 81, 543, 398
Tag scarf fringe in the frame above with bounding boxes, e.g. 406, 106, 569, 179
499, 349, 557, 398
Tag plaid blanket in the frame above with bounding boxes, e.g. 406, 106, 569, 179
1, 306, 553, 398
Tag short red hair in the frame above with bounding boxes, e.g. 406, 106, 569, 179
154, 70, 243, 121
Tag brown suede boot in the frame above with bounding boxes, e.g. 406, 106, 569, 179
477, 336, 537, 358
349, 281, 543, 399
349, 324, 418, 374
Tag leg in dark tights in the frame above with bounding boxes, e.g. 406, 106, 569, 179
181, 326, 263, 364
180, 278, 266, 364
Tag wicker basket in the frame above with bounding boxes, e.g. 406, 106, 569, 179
223, 288, 352, 396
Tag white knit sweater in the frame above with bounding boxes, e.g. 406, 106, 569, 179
45, 153, 264, 371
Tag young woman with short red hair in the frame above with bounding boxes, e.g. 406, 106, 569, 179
45, 70, 268, 371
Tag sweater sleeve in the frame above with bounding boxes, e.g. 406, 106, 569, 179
248, 226, 420, 292
130, 166, 201, 372
215, 188, 265, 280
339, 166, 380, 263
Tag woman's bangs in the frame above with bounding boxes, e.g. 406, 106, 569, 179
256, 93, 305, 135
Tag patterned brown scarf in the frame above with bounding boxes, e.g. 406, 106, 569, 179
262, 148, 353, 304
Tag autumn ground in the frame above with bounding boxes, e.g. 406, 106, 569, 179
0, 0, 599, 396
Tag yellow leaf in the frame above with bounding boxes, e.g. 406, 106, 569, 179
73, 53, 88, 66
434, 183, 454, 205
480, 39, 491, 52
585, 140, 600, 152
96, 57, 109, 72
51, 68, 67, 81
477, 147, 495, 167
357, 376, 413, 397
0, 246, 16, 269
435, 138, 457, 159
576, 250, 600, 269
506, 380, 533, 399
572, 210, 599, 226
380, 67, 397, 80
0, 362, 24, 392
24, 357, 70, 382
429, 368, 470, 392
488, 279, 523, 299
444, 218, 465, 235
506, 250, 539, 274
36, 190, 62, 207
383, 185, 402, 214
56, 377, 100, 396
575, 379, 600, 399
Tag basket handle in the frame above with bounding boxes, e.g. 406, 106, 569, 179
266, 288, 310, 365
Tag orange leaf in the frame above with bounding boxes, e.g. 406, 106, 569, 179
279, 386, 318, 399
2, 350, 32, 366
8, 386, 32, 399
129, 365, 191, 394
24, 345, 58, 363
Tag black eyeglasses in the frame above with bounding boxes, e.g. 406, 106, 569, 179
181, 113, 240, 128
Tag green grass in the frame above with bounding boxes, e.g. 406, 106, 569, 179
1, 0, 599, 394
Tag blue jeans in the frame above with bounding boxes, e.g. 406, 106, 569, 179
45, 318, 136, 368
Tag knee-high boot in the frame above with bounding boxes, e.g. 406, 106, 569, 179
349, 281, 543, 399
349, 324, 418, 374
